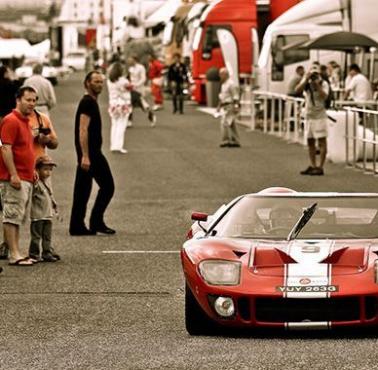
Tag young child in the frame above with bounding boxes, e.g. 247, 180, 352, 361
29, 155, 60, 262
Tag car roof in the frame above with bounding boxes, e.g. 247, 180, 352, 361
246, 193, 378, 198
242, 187, 378, 198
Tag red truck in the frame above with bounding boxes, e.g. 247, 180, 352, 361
190, 0, 301, 104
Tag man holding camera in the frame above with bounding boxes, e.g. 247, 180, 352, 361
0, 88, 58, 261
0, 86, 39, 265
295, 65, 329, 176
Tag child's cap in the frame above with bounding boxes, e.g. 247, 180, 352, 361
35, 155, 57, 169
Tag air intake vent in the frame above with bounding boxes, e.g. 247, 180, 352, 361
255, 297, 360, 322
233, 250, 246, 258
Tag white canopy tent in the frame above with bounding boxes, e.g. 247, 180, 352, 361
28, 39, 51, 61
0, 38, 32, 59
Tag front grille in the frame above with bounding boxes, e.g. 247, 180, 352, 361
365, 296, 378, 320
238, 297, 251, 321
255, 297, 361, 322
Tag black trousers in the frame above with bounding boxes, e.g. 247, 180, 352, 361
69, 153, 115, 232
130, 90, 150, 123
172, 83, 184, 113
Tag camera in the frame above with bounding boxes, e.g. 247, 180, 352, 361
38, 127, 51, 135
309, 72, 319, 82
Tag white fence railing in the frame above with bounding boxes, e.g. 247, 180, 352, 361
344, 106, 378, 175
238, 89, 306, 144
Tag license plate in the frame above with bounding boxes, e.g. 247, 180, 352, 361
276, 285, 339, 293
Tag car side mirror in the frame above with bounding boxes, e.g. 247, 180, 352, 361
191, 212, 208, 222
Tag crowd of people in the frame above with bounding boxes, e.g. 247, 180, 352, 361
105, 51, 189, 153
286, 60, 375, 176
0, 68, 118, 268
0, 49, 191, 270
2, 49, 376, 270
288, 60, 374, 100
0, 85, 59, 267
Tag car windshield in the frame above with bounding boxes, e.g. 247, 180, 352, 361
211, 196, 378, 239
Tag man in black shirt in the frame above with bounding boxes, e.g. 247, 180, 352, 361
69, 71, 115, 235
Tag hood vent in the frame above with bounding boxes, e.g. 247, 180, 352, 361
321, 247, 348, 264
233, 250, 247, 258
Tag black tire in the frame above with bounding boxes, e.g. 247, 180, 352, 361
185, 283, 217, 335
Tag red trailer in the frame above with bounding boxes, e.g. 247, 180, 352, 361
190, 0, 302, 104
191, 0, 257, 104
269, 0, 302, 22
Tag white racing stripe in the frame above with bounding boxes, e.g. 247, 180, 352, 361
285, 240, 334, 298
102, 250, 180, 254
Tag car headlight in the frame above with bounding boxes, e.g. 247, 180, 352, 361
199, 260, 241, 285
214, 296, 235, 317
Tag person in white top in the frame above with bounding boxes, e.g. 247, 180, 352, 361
295, 65, 329, 176
127, 55, 156, 127
327, 61, 341, 90
24, 63, 56, 116
344, 64, 372, 102
107, 62, 131, 154
216, 68, 240, 148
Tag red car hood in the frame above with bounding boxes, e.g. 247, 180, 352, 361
252, 239, 371, 276
185, 238, 377, 277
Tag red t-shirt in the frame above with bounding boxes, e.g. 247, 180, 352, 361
148, 59, 163, 80
0, 109, 35, 182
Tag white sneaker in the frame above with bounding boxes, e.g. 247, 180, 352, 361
152, 104, 162, 111
111, 148, 128, 154
150, 114, 157, 127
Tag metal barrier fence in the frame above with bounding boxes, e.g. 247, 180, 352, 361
344, 106, 378, 175
238, 89, 306, 144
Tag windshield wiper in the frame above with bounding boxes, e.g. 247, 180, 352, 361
287, 203, 317, 241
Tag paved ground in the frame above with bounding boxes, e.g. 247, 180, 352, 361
1, 72, 378, 370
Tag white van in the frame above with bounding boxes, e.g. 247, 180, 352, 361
62, 50, 86, 71
256, 0, 378, 94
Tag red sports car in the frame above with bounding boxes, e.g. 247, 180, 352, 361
181, 187, 378, 335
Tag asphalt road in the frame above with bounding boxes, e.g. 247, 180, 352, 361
1, 72, 378, 370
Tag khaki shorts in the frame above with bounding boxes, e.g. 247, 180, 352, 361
306, 117, 328, 139
0, 181, 33, 225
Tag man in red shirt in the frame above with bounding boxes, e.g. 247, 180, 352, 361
0, 94, 59, 262
0, 86, 37, 266
148, 53, 164, 111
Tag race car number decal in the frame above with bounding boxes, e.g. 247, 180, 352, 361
276, 285, 339, 293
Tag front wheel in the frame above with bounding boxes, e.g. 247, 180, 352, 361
185, 283, 217, 335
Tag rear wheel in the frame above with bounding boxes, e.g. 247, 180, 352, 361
185, 283, 217, 335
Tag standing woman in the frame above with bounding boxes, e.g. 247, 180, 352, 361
107, 62, 131, 154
